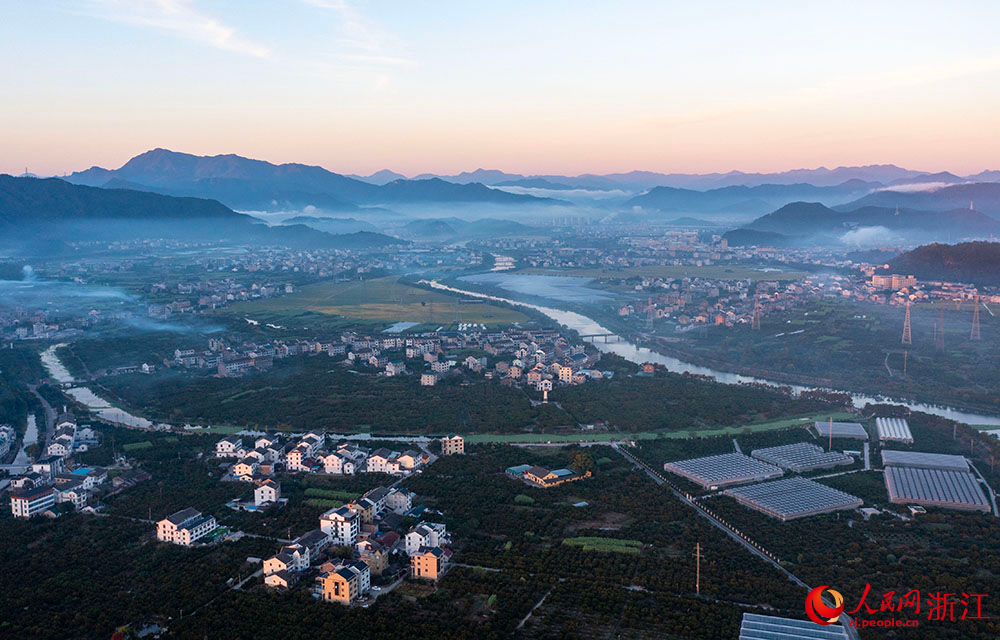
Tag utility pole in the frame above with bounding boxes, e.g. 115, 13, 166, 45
971, 295, 981, 341
828, 416, 833, 451
694, 542, 704, 595
751, 292, 761, 330
903, 350, 907, 376
901, 301, 912, 345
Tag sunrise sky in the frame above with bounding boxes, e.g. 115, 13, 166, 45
3, 1, 1000, 177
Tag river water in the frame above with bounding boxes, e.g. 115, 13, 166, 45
40, 345, 156, 429
426, 279, 1000, 426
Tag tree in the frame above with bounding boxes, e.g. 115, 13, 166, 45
570, 452, 594, 474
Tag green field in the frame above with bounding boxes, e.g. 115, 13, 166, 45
462, 412, 856, 444
562, 536, 643, 554
523, 265, 806, 281
226, 276, 528, 325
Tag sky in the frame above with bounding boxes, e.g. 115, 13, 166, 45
3, 0, 1000, 177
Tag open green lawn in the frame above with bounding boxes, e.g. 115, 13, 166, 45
522, 265, 806, 281
225, 276, 528, 325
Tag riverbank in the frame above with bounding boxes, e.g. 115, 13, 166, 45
426, 278, 1000, 426
39, 344, 159, 430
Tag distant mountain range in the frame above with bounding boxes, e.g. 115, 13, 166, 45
0, 175, 404, 250
835, 182, 1000, 218
383, 164, 1000, 191
65, 149, 564, 212
724, 201, 1000, 247
888, 242, 1000, 286
624, 180, 879, 216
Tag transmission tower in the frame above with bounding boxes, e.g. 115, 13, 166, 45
901, 301, 912, 345
935, 308, 944, 350
971, 295, 981, 341
751, 292, 761, 330
645, 296, 654, 331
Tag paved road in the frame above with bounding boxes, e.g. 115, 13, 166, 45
27, 384, 57, 452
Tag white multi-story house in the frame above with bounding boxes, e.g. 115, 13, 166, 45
366, 449, 401, 474
285, 447, 306, 471
386, 487, 414, 514
255, 480, 280, 506
232, 458, 258, 479
319, 505, 360, 546
56, 485, 88, 510
10, 486, 55, 519
46, 438, 72, 458
215, 436, 244, 458
320, 451, 355, 475
385, 360, 406, 376
397, 450, 421, 471
362, 487, 391, 518
156, 508, 217, 546
405, 524, 441, 555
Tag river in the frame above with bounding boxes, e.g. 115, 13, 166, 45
425, 279, 1000, 426
40, 345, 156, 429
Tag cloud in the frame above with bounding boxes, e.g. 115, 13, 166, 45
79, 0, 271, 58
300, 0, 415, 69
840, 225, 894, 246
878, 181, 965, 193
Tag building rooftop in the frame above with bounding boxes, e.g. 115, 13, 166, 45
884, 466, 989, 512
165, 507, 201, 525
811, 421, 869, 440
725, 476, 863, 521
664, 453, 784, 489
881, 450, 969, 472
751, 442, 854, 473
875, 417, 914, 443
739, 613, 849, 639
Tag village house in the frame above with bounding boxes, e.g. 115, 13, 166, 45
385, 487, 414, 514
264, 570, 296, 590
320, 505, 361, 546
156, 508, 217, 546
356, 539, 389, 575
405, 523, 446, 555
254, 479, 280, 506
9, 485, 56, 519
366, 448, 402, 474
215, 436, 245, 458
232, 457, 258, 479
320, 451, 355, 475
420, 372, 438, 386
410, 547, 446, 581
441, 434, 464, 455
319, 561, 371, 605
521, 465, 590, 488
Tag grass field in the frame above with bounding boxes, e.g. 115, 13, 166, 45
226, 276, 528, 325
463, 412, 856, 443
562, 536, 643, 554
522, 265, 806, 281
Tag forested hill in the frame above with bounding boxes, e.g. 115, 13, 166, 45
0, 175, 405, 250
888, 241, 1000, 286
